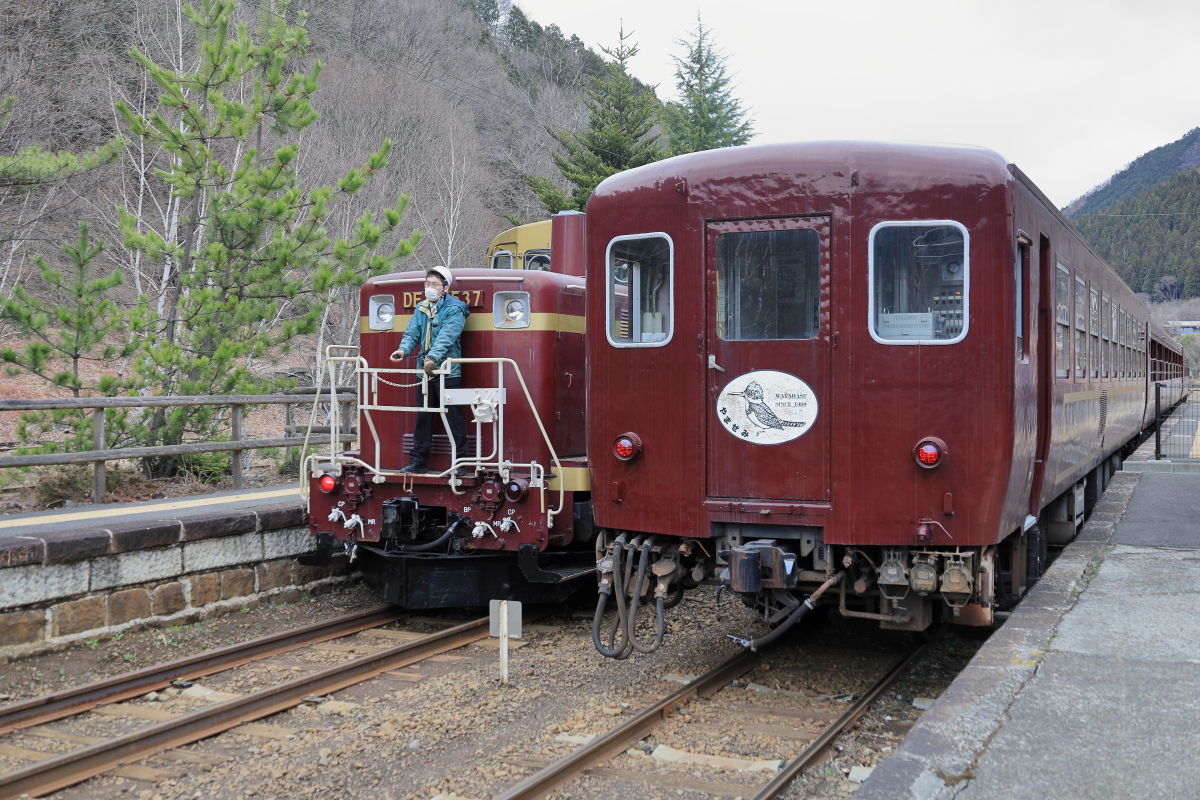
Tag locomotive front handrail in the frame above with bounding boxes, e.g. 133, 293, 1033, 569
307, 349, 566, 530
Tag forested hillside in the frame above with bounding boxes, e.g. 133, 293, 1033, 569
0, 0, 632, 469
1, 0, 600, 281
1071, 167, 1200, 302
1064, 127, 1200, 218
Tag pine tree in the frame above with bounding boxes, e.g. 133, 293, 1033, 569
0, 95, 123, 247
662, 16, 753, 157
0, 222, 134, 454
526, 26, 664, 213
115, 0, 421, 476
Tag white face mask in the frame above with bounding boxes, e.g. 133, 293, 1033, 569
424, 287, 441, 302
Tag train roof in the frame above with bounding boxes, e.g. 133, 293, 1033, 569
589, 141, 1014, 206
363, 267, 581, 290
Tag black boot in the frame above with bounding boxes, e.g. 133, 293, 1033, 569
399, 460, 427, 474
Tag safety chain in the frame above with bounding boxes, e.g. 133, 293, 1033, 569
376, 375, 426, 389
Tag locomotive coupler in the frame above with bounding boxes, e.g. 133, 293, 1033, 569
720, 540, 799, 594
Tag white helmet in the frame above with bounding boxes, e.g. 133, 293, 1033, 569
427, 265, 453, 287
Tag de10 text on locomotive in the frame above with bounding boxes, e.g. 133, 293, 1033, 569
302, 212, 600, 608
583, 141, 1183, 657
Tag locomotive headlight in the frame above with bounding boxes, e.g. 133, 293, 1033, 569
493, 291, 531, 328
913, 436, 948, 469
369, 294, 396, 330
504, 477, 530, 503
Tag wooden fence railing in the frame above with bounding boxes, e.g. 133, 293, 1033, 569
0, 389, 357, 503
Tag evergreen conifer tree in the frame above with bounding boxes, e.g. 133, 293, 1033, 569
662, 17, 753, 156
526, 26, 663, 213
0, 222, 134, 454
115, 0, 421, 475
0, 95, 123, 247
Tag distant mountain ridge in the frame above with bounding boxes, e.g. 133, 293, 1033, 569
1064, 127, 1200, 219
1070, 166, 1200, 300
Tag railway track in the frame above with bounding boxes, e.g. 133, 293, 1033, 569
0, 608, 492, 800
0, 594, 948, 800
497, 640, 931, 800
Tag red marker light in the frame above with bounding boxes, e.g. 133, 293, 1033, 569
912, 437, 948, 469
319, 474, 339, 493
613, 432, 643, 461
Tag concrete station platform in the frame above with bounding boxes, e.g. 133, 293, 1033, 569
0, 484, 304, 540
860, 466, 1200, 799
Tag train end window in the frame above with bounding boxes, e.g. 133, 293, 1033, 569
869, 221, 968, 345
606, 233, 673, 347
717, 228, 821, 341
491, 250, 514, 270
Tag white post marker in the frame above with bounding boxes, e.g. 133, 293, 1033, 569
499, 600, 508, 684
489, 599, 522, 685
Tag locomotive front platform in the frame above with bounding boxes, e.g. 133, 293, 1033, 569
859, 464, 1200, 799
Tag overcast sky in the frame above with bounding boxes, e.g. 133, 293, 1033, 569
512, 0, 1200, 209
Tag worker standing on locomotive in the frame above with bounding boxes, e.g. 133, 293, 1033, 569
389, 266, 469, 474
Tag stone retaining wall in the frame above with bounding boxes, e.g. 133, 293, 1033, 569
0, 503, 354, 662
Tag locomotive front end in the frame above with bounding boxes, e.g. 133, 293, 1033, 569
302, 266, 594, 608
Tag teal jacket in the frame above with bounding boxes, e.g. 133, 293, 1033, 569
399, 294, 469, 378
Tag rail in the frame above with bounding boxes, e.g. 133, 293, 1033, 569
0, 615, 492, 800
0, 389, 357, 503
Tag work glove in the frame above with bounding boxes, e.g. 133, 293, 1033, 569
423, 357, 438, 376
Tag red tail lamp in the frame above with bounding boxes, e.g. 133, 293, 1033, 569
318, 473, 340, 493
913, 437, 948, 469
613, 432, 643, 461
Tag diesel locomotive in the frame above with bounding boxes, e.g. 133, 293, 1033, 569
302, 212, 598, 607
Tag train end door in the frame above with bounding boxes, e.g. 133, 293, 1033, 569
705, 217, 832, 504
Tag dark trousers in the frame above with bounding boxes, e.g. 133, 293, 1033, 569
410, 377, 467, 464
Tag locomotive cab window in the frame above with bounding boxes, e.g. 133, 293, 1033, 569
606, 233, 673, 347
524, 250, 551, 271
869, 221, 968, 344
491, 250, 514, 270
717, 229, 820, 340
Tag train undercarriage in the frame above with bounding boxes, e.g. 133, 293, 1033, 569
589, 454, 1127, 659
589, 531, 1003, 659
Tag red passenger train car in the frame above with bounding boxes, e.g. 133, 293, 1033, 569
302, 213, 598, 607
584, 142, 1185, 655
